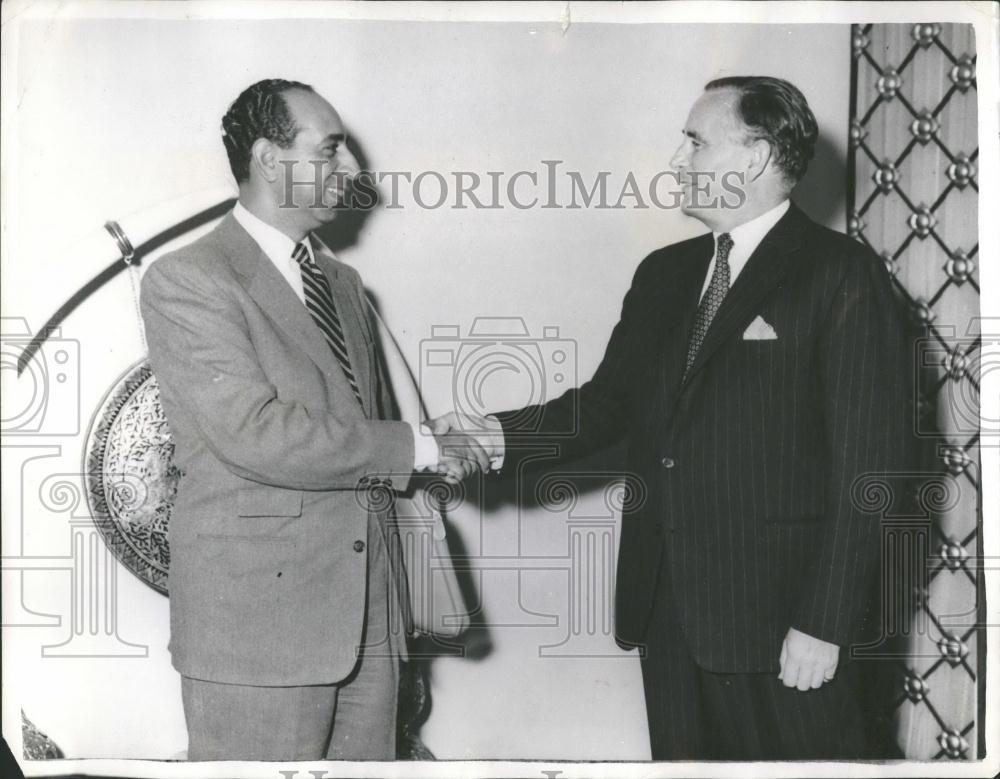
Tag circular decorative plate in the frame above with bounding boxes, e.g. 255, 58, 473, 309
84, 359, 178, 595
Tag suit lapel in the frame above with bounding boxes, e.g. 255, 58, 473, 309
215, 214, 366, 415
659, 237, 713, 402
680, 204, 807, 387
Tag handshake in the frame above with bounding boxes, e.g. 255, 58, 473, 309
424, 412, 506, 484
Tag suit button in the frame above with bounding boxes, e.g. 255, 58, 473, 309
661, 457, 675, 469
353, 540, 366, 553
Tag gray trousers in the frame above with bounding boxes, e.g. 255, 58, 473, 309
182, 514, 401, 761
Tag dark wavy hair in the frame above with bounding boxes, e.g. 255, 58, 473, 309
221, 79, 314, 183
705, 76, 818, 184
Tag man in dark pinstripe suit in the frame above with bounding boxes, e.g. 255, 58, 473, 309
432, 76, 911, 759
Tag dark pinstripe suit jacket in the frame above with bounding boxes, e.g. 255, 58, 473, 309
495, 203, 912, 673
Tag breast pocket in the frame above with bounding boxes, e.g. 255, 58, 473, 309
732, 326, 800, 387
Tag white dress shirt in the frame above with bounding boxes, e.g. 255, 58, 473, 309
233, 201, 439, 471
699, 199, 790, 302
233, 202, 308, 303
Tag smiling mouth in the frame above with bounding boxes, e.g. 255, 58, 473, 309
324, 184, 347, 204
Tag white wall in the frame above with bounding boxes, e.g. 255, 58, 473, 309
2, 14, 849, 761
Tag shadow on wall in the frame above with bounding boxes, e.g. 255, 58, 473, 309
315, 133, 376, 255
794, 129, 847, 228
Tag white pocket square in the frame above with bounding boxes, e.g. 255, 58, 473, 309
743, 315, 777, 340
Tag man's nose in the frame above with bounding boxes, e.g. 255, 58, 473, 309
336, 147, 361, 178
669, 143, 688, 171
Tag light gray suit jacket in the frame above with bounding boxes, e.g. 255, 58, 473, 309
140, 212, 414, 686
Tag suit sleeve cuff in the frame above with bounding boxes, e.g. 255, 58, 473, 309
411, 421, 441, 471
486, 415, 505, 471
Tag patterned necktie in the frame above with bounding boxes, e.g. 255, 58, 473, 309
293, 240, 365, 407
684, 232, 734, 377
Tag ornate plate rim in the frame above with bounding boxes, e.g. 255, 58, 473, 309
83, 357, 170, 596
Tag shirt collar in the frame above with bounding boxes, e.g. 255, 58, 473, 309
714, 199, 790, 255
233, 201, 314, 265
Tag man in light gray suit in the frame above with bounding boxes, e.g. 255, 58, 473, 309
140, 79, 485, 761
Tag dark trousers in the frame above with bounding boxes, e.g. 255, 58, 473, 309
640, 579, 869, 760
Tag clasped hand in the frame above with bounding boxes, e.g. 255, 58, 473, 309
426, 412, 503, 483
779, 627, 840, 690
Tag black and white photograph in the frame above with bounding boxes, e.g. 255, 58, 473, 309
1, 1, 997, 777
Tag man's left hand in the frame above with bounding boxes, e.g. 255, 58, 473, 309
778, 627, 839, 691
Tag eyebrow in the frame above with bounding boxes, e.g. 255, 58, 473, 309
319, 133, 347, 146
683, 129, 706, 143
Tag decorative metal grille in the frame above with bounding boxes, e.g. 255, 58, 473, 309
849, 22, 981, 760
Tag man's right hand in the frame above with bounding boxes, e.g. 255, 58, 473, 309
430, 412, 504, 462
432, 429, 491, 483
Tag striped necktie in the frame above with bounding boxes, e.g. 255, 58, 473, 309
684, 232, 734, 378
293, 240, 365, 407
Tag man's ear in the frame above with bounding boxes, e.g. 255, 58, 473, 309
250, 138, 280, 184
746, 138, 774, 183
